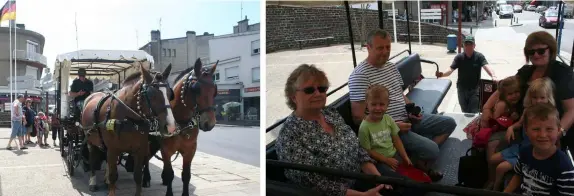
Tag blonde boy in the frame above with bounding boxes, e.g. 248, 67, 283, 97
358, 84, 412, 177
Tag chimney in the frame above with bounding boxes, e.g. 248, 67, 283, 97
151, 30, 161, 42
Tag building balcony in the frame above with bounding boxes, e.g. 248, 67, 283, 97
14, 50, 47, 67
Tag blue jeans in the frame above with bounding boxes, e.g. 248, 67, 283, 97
457, 86, 479, 113
399, 114, 456, 161
10, 120, 24, 138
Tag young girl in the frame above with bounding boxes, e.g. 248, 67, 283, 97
464, 76, 521, 141
35, 112, 50, 147
482, 76, 521, 189
489, 77, 555, 191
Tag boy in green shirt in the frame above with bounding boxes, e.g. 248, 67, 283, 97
359, 84, 412, 177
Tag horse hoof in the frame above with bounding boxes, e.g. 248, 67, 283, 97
89, 185, 98, 192
143, 181, 150, 188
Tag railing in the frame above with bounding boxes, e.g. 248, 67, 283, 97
14, 50, 48, 66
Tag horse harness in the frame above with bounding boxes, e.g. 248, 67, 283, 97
166, 72, 217, 139
88, 81, 173, 151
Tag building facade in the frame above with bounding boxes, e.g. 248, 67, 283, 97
210, 17, 260, 121
140, 30, 214, 84
0, 24, 47, 112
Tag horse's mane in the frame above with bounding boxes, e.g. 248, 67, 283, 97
122, 71, 162, 86
174, 66, 194, 84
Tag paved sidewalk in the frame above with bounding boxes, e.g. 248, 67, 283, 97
0, 128, 260, 196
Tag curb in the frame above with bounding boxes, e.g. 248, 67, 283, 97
510, 23, 524, 27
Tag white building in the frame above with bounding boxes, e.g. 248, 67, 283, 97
208, 28, 260, 121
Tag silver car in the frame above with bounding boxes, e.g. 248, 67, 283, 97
514, 5, 523, 13
499, 4, 514, 18
535, 5, 547, 13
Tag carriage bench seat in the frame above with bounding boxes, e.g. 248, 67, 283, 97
396, 53, 452, 114
267, 180, 321, 196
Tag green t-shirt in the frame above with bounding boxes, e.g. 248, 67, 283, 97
358, 114, 400, 158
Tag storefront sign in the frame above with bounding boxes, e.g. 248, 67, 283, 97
245, 87, 260, 93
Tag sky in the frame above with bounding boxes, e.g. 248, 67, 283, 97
6, 0, 260, 74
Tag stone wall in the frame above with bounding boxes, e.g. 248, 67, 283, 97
266, 5, 469, 53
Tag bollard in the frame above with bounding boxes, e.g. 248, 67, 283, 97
495, 20, 497, 27
511, 17, 513, 25
470, 27, 473, 34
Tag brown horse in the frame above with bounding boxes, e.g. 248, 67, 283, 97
81, 63, 176, 196
142, 58, 218, 196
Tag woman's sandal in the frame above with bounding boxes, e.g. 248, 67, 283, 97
427, 169, 444, 182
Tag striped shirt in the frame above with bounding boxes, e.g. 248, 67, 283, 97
348, 61, 408, 121
514, 146, 574, 196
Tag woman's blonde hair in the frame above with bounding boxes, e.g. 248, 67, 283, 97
498, 76, 520, 103
284, 64, 330, 110
523, 77, 556, 108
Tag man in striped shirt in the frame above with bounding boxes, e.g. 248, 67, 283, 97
349, 29, 457, 181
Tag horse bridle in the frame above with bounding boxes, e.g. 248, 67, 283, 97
177, 71, 217, 130
133, 79, 174, 132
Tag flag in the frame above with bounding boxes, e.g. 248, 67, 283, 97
0, 0, 15, 22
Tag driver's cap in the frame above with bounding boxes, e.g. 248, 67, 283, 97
78, 68, 86, 76
464, 36, 475, 44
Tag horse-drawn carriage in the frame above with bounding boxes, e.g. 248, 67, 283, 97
52, 49, 219, 196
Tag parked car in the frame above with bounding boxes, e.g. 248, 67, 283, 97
539, 10, 560, 28
499, 4, 514, 18
535, 5, 548, 13
565, 4, 573, 18
513, 5, 523, 13
527, 5, 537, 11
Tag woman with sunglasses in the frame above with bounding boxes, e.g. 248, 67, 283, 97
275, 64, 403, 196
481, 31, 574, 153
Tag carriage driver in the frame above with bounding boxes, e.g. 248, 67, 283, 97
68, 68, 94, 120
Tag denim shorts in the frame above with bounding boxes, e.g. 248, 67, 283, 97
10, 121, 24, 138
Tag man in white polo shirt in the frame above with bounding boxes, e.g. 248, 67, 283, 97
349, 29, 456, 181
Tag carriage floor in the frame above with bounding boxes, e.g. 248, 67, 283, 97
0, 128, 259, 196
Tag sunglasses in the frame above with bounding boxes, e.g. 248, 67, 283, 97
297, 86, 328, 95
526, 47, 548, 56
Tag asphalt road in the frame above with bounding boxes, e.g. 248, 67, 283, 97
196, 125, 260, 167
509, 10, 574, 55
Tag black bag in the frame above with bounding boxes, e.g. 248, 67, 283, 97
30, 123, 37, 137
456, 147, 488, 188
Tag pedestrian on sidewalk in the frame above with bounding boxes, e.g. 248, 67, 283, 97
23, 99, 36, 145
35, 112, 50, 147
436, 36, 498, 113
6, 94, 27, 150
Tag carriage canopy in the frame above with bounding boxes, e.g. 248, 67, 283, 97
53, 49, 154, 117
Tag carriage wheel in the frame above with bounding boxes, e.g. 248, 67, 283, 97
66, 134, 75, 176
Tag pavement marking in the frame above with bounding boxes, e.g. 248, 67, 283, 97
0, 163, 62, 169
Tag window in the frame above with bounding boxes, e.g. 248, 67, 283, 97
252, 67, 260, 82
225, 66, 239, 80
168, 49, 171, 57
162, 48, 166, 56
251, 40, 260, 55
173, 49, 176, 57
213, 72, 220, 81
27, 40, 38, 55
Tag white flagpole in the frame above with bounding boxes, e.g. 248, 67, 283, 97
14, 21, 17, 97
8, 0, 12, 125
392, 2, 397, 43
418, 0, 421, 45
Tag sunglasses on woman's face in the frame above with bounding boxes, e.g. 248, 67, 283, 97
526, 47, 548, 56
297, 86, 328, 95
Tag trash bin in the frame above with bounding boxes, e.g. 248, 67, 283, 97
447, 34, 457, 53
